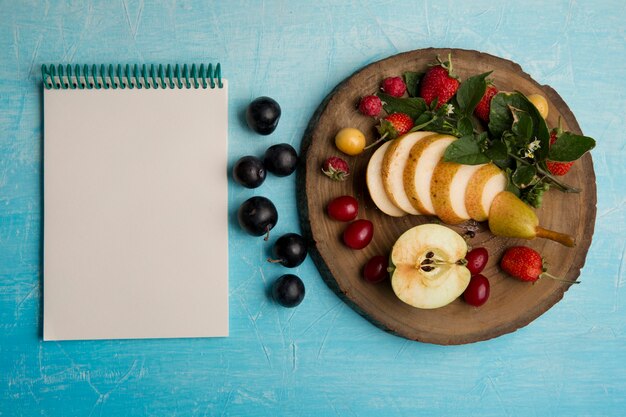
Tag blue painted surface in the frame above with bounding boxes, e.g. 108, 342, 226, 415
1, 0, 625, 415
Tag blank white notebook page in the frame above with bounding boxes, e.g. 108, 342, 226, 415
43, 82, 229, 340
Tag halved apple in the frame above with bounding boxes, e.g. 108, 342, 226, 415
431, 162, 485, 224
403, 134, 456, 215
390, 224, 471, 309
381, 132, 435, 215
465, 164, 508, 222
366, 141, 406, 217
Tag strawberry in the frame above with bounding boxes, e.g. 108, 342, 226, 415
419, 54, 460, 109
381, 76, 407, 97
358, 95, 382, 117
546, 125, 574, 176
500, 246, 579, 284
376, 112, 414, 140
322, 156, 349, 181
474, 84, 498, 123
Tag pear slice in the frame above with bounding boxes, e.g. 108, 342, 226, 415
381, 132, 436, 215
403, 134, 456, 215
431, 162, 485, 224
366, 141, 406, 217
390, 224, 471, 309
465, 164, 507, 222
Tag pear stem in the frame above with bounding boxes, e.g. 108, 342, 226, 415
535, 226, 576, 247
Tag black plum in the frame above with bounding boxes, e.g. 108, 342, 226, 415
246, 96, 281, 135
271, 274, 305, 308
268, 233, 307, 268
237, 196, 278, 240
264, 143, 298, 177
233, 156, 266, 188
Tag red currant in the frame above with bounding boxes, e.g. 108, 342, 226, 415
463, 274, 490, 307
466, 247, 488, 275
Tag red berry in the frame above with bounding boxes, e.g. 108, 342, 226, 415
358, 95, 382, 117
463, 274, 490, 307
419, 55, 460, 109
546, 130, 574, 176
500, 246, 544, 282
342, 219, 373, 250
465, 247, 489, 275
376, 112, 414, 141
327, 195, 358, 222
322, 156, 349, 181
363, 255, 389, 283
474, 85, 498, 123
381, 76, 407, 97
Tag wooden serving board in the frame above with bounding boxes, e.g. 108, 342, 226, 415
296, 48, 597, 345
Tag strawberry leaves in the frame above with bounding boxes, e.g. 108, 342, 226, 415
456, 71, 491, 116
548, 132, 596, 162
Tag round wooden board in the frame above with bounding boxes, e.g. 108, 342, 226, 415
296, 48, 597, 345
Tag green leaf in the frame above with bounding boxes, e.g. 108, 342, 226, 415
403, 71, 421, 98
488, 92, 550, 158
378, 93, 427, 120
484, 141, 508, 161
443, 135, 490, 165
512, 165, 537, 189
511, 109, 533, 141
456, 71, 491, 116
548, 132, 596, 162
457, 116, 474, 137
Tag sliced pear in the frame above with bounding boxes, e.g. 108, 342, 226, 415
403, 134, 456, 215
366, 141, 406, 217
381, 132, 436, 215
390, 224, 471, 309
465, 164, 507, 222
431, 162, 485, 224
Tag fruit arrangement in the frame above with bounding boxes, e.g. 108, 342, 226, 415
298, 48, 597, 344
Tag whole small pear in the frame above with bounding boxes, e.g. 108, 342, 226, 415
488, 191, 575, 247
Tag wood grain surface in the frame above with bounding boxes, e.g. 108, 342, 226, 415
297, 48, 597, 345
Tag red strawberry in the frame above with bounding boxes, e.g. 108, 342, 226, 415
474, 84, 498, 123
419, 54, 460, 109
500, 246, 579, 284
377, 112, 414, 140
381, 76, 407, 97
322, 156, 349, 181
358, 95, 382, 117
546, 126, 574, 176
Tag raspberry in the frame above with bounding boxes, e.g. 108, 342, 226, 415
358, 95, 382, 117
381, 77, 407, 97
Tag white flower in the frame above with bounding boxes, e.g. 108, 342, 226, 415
445, 104, 454, 116
523, 138, 541, 158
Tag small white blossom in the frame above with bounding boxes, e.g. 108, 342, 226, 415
523, 138, 541, 158
445, 104, 454, 116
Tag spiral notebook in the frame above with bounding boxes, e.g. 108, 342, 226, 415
42, 64, 228, 341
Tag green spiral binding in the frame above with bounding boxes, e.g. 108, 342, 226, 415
41, 63, 223, 90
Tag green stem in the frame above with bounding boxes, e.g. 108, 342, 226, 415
508, 153, 580, 193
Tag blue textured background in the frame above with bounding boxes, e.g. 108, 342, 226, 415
2, 1, 625, 416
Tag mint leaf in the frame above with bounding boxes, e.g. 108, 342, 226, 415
484, 141, 508, 161
457, 116, 474, 137
488, 92, 550, 158
456, 71, 491, 116
511, 109, 533, 141
378, 93, 427, 120
512, 165, 537, 188
443, 135, 490, 165
403, 71, 421, 98
548, 132, 596, 162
